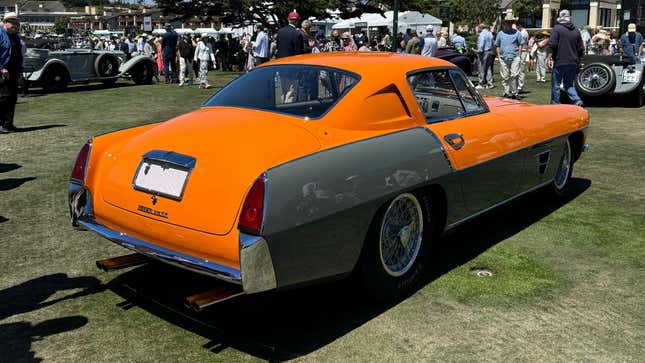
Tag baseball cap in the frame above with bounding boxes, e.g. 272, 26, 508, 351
3, 12, 19, 23
426, 25, 433, 31
288, 10, 299, 20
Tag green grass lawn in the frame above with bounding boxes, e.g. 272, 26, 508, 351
0, 69, 643, 362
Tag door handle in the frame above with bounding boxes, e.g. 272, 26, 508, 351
444, 133, 465, 150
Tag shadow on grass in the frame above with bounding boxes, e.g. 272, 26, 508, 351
0, 216, 7, 223
106, 178, 590, 361
0, 163, 21, 173
13, 124, 66, 133
27, 82, 138, 96
0, 316, 89, 362
0, 273, 103, 320
0, 177, 36, 191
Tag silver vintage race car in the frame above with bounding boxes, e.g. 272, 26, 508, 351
23, 48, 154, 92
574, 54, 645, 106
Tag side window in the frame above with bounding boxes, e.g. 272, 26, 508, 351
449, 71, 486, 113
407, 70, 465, 121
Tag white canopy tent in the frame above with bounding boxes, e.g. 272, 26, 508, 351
331, 11, 441, 34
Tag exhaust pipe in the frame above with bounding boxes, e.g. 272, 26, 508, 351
185, 285, 244, 312
96, 253, 149, 272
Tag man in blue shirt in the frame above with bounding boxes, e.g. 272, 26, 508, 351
253, 25, 270, 64
452, 32, 466, 52
476, 23, 495, 89
0, 12, 22, 133
419, 25, 437, 57
620, 23, 643, 63
495, 17, 523, 98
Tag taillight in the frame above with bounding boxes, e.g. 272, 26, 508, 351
71, 141, 91, 182
238, 173, 266, 235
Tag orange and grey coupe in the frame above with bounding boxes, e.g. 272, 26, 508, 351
69, 53, 589, 301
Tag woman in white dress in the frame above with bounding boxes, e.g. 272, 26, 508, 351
194, 33, 216, 89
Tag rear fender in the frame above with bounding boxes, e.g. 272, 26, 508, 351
119, 55, 153, 75
261, 127, 456, 289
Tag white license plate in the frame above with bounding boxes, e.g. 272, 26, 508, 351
623, 71, 640, 83
133, 159, 189, 199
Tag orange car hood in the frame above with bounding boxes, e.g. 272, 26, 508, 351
99, 106, 321, 235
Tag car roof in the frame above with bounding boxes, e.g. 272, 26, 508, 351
265, 52, 455, 77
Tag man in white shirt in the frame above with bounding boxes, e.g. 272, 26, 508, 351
420, 26, 437, 57
253, 25, 270, 64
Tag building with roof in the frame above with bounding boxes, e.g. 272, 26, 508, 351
501, 0, 622, 29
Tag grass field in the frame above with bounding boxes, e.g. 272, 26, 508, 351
0, 69, 643, 362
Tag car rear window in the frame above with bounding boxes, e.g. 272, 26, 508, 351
203, 65, 359, 119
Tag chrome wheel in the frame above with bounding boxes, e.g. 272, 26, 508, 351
578, 65, 609, 92
379, 193, 424, 277
554, 141, 571, 191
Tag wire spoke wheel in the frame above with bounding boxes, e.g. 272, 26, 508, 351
379, 193, 424, 277
579, 65, 609, 92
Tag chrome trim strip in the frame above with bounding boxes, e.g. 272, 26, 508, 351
446, 179, 554, 230
239, 232, 277, 293
78, 216, 242, 284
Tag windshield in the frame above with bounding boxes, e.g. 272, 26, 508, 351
203, 65, 359, 119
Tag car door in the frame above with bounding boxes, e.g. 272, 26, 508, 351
407, 69, 525, 214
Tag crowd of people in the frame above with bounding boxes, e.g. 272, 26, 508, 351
2, 8, 645, 132
473, 10, 644, 105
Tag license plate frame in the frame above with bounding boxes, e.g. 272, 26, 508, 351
132, 150, 197, 201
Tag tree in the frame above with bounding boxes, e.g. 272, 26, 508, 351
155, 0, 440, 31
447, 0, 499, 29
512, 0, 542, 19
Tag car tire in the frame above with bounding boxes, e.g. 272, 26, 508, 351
130, 61, 153, 85
42, 64, 68, 92
553, 139, 574, 197
355, 192, 433, 300
575, 62, 616, 97
94, 54, 120, 78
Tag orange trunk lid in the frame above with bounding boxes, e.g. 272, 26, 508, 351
99, 107, 321, 235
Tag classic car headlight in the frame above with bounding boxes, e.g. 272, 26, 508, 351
238, 173, 266, 235
71, 140, 92, 183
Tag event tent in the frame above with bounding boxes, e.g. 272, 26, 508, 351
331, 11, 441, 34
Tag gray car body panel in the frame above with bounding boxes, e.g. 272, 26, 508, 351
262, 126, 457, 289
23, 48, 152, 82
611, 63, 645, 94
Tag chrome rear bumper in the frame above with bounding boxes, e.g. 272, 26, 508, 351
70, 182, 277, 293
77, 216, 243, 285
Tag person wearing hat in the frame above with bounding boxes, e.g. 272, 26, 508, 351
0, 12, 23, 133
495, 15, 523, 99
276, 10, 304, 58
620, 23, 643, 63
548, 9, 584, 106
535, 30, 551, 83
476, 23, 494, 89
161, 24, 178, 83
194, 33, 215, 89
420, 25, 437, 57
